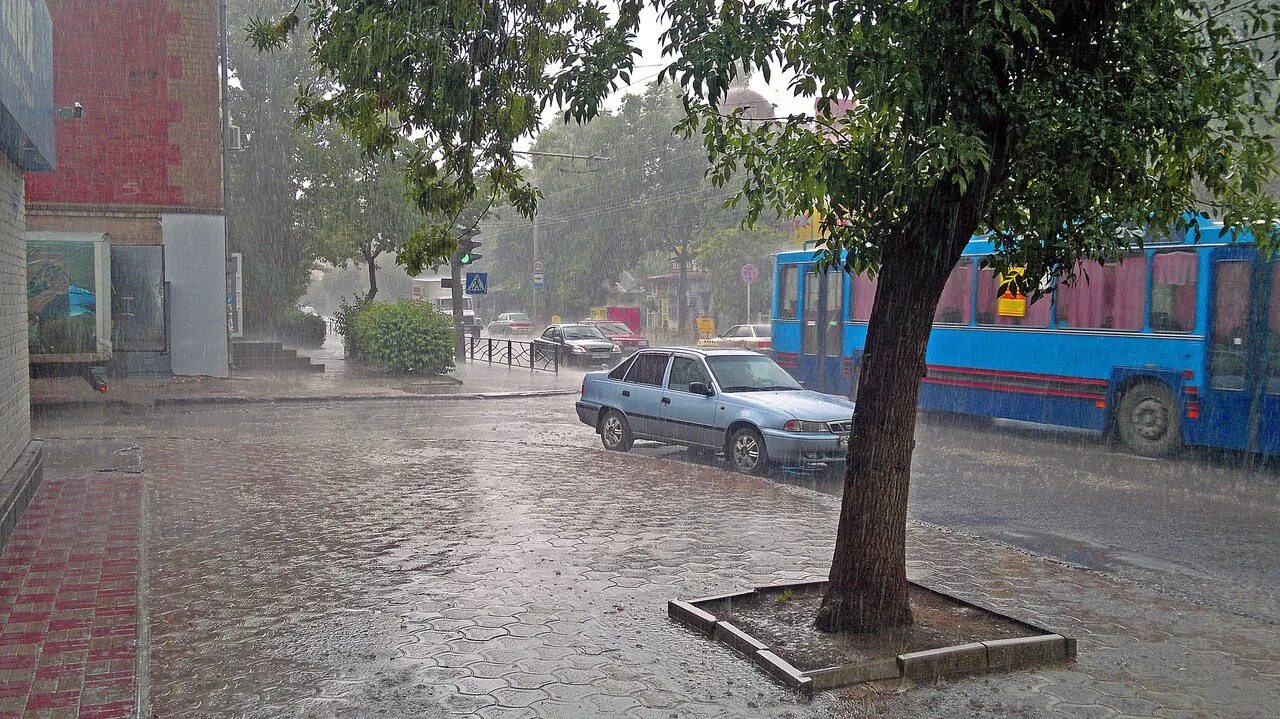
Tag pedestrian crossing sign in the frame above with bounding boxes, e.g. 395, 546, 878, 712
465, 272, 488, 295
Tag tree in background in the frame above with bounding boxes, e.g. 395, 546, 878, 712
226, 0, 319, 334
697, 224, 790, 325
299, 126, 419, 301
483, 83, 744, 322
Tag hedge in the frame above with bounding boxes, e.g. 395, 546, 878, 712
349, 299, 454, 374
279, 309, 327, 348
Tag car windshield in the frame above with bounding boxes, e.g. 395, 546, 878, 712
561, 325, 606, 340
596, 322, 631, 334
507, 313, 530, 322
706, 355, 803, 392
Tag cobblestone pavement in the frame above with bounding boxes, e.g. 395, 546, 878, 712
0, 446, 139, 719
16, 397, 1280, 718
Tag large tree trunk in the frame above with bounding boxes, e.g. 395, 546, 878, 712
815, 199, 984, 633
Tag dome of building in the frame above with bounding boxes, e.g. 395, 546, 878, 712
720, 85, 773, 120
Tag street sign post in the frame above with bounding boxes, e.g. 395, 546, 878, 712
741, 263, 759, 321
532, 272, 545, 289
465, 272, 488, 295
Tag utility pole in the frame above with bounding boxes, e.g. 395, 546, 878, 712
449, 252, 466, 361
677, 235, 689, 339
532, 215, 541, 323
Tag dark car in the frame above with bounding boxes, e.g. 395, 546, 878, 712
580, 320, 649, 354
533, 324, 621, 366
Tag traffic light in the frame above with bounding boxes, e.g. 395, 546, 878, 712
458, 229, 483, 265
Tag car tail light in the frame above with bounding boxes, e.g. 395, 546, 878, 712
581, 377, 586, 397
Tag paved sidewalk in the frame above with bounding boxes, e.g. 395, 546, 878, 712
6, 398, 1278, 718
29, 336, 583, 410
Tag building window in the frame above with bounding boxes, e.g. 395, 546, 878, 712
1056, 256, 1147, 331
1150, 251, 1198, 333
933, 260, 973, 324
976, 267, 1050, 327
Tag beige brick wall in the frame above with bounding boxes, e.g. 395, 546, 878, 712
0, 154, 32, 475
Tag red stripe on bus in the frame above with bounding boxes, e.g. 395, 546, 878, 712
922, 377, 1106, 401
927, 364, 1109, 387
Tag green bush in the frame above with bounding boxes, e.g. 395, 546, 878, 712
279, 309, 327, 348
352, 299, 454, 374
334, 294, 371, 359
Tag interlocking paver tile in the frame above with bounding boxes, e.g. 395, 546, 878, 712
8, 398, 1277, 718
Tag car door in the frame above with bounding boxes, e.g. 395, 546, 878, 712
537, 326, 565, 360
660, 355, 720, 446
619, 352, 671, 438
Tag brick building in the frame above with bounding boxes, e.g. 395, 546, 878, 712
24, 0, 229, 377
1, 0, 54, 544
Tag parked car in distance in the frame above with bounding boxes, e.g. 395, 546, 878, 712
487, 312, 534, 335
580, 320, 649, 354
533, 324, 621, 366
697, 323, 772, 350
576, 348, 853, 474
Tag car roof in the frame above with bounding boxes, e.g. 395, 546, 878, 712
634, 347, 762, 357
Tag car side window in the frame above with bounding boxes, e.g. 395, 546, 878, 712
727, 325, 749, 338
667, 357, 711, 393
624, 353, 670, 386
608, 355, 637, 380
541, 327, 555, 339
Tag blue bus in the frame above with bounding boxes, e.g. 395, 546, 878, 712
770, 218, 1280, 457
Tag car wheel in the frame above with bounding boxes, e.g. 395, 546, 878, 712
727, 426, 769, 475
1116, 382, 1181, 458
600, 409, 634, 452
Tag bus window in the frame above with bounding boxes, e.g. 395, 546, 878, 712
1151, 251, 1198, 333
1056, 257, 1146, 331
976, 267, 1050, 327
779, 265, 799, 319
1268, 267, 1280, 395
934, 260, 973, 324
851, 272, 878, 322
803, 269, 820, 354
826, 272, 843, 356
1209, 260, 1252, 391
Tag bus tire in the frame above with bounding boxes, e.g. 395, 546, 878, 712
1115, 382, 1181, 458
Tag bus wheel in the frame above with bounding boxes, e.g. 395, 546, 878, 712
1116, 382, 1181, 458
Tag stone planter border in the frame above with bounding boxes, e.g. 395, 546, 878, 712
668, 579, 1075, 694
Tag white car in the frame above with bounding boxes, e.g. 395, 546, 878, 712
698, 324, 772, 351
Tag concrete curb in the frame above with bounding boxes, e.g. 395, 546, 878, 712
668, 579, 1074, 695
31, 388, 581, 412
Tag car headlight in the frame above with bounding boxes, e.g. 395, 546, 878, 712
572, 346, 586, 354
612, 344, 622, 353
784, 419, 830, 433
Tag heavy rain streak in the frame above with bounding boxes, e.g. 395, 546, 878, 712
2, 0, 1279, 717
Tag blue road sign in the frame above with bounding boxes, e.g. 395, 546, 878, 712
532, 272, 546, 289
465, 272, 488, 295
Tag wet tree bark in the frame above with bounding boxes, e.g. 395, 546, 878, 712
364, 249, 379, 302
816, 190, 991, 633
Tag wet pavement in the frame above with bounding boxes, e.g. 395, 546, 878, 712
3, 393, 1278, 717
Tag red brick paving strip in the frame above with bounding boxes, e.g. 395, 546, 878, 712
0, 475, 139, 718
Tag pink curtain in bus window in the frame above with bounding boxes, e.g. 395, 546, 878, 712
852, 273, 878, 320
934, 262, 971, 323
1062, 259, 1146, 330
1153, 252, 1198, 331
1109, 259, 1147, 330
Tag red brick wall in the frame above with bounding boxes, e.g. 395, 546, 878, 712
24, 0, 223, 212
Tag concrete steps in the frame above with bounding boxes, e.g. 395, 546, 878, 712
231, 340, 324, 373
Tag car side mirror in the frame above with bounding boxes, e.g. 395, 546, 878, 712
689, 381, 713, 396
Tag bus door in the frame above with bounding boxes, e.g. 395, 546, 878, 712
1203, 248, 1279, 454
1255, 258, 1280, 455
798, 269, 845, 394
